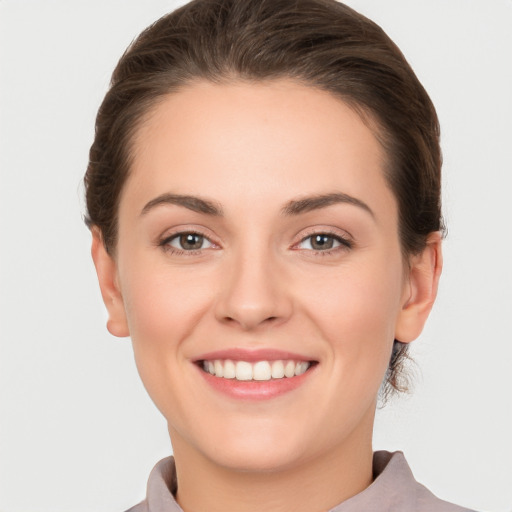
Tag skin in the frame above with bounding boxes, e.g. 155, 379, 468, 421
92, 80, 442, 512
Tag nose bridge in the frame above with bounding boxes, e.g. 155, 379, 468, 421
215, 236, 292, 330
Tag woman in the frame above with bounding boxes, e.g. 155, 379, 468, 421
84, 0, 474, 510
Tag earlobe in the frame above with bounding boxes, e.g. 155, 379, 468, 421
395, 232, 443, 343
90, 227, 130, 338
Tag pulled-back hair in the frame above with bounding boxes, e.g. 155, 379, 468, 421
84, 0, 443, 397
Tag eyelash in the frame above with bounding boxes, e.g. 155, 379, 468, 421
294, 230, 353, 255
158, 230, 214, 256
158, 230, 353, 256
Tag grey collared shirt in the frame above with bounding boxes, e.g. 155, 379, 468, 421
126, 451, 475, 512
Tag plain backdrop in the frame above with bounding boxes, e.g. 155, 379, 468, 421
1, 1, 511, 511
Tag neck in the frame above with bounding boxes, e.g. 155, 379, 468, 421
170, 421, 374, 512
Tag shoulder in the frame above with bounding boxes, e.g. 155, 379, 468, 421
415, 482, 475, 512
124, 503, 148, 512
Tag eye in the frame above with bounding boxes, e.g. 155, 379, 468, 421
165, 232, 213, 251
297, 233, 351, 251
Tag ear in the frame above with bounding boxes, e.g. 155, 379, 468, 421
395, 232, 443, 343
90, 227, 130, 338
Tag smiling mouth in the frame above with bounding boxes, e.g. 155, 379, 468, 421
198, 359, 317, 381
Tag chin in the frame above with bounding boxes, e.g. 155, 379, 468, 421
209, 442, 308, 474
176, 420, 313, 474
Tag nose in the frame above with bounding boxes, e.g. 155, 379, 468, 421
214, 246, 293, 331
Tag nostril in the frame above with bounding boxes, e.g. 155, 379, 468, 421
221, 314, 280, 329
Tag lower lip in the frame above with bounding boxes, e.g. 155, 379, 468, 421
197, 365, 316, 400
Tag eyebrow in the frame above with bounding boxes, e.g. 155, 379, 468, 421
281, 192, 374, 218
140, 191, 373, 218
140, 193, 224, 216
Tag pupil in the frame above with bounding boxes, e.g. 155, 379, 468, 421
180, 233, 203, 250
312, 234, 333, 250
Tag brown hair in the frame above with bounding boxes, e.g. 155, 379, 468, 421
84, 0, 443, 397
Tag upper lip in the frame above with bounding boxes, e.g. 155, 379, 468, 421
194, 348, 317, 363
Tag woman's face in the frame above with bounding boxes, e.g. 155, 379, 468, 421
94, 80, 434, 472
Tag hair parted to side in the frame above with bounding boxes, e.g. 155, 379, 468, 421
84, 0, 443, 398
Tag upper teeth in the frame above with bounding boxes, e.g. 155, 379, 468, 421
202, 359, 311, 381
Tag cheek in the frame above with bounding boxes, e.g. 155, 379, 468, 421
121, 255, 213, 342
301, 256, 404, 382
117, 261, 214, 407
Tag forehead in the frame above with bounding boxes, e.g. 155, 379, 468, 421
122, 79, 395, 222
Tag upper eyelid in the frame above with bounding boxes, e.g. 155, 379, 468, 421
163, 230, 210, 241
165, 231, 210, 243
296, 233, 352, 248
158, 226, 219, 245
295, 226, 353, 242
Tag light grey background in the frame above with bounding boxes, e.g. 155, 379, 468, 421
1, 1, 511, 511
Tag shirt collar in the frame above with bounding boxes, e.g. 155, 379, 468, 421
328, 451, 415, 511
137, 450, 467, 512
